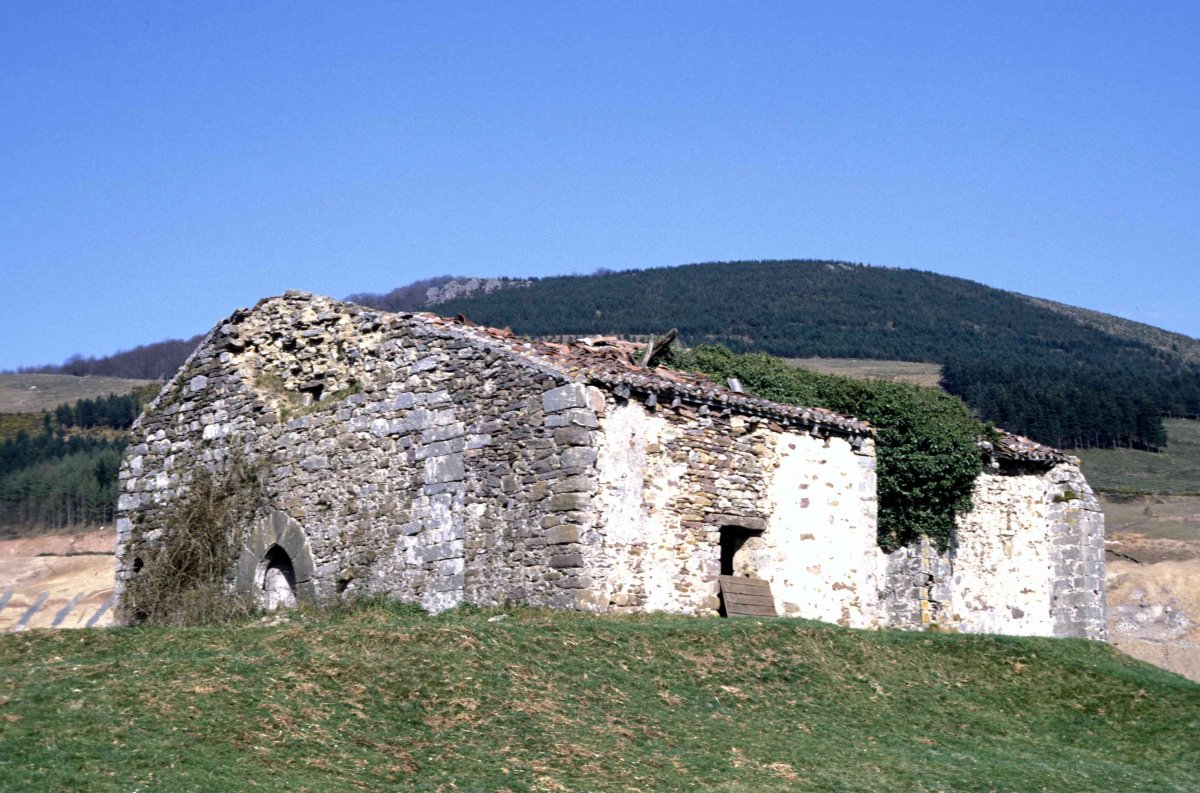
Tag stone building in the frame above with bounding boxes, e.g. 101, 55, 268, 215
883, 438, 1106, 638
115, 291, 1105, 639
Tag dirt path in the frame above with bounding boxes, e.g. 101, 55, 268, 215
0, 529, 116, 631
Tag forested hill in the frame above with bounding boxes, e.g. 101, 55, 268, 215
18, 336, 202, 380
14, 261, 1200, 452
406, 260, 1199, 451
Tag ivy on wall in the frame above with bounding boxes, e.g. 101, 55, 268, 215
667, 345, 985, 551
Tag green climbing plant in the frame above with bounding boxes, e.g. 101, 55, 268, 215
667, 345, 986, 551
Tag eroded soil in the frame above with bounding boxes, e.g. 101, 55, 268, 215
0, 528, 116, 631
1102, 494, 1200, 681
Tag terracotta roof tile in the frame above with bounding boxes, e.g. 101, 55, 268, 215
990, 430, 1068, 463
410, 310, 873, 436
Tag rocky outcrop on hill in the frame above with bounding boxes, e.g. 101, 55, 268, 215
425, 277, 530, 306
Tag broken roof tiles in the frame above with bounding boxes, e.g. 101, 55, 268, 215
991, 431, 1068, 464
411, 308, 873, 437
259, 291, 1071, 461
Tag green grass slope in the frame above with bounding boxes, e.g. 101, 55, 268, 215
2, 606, 1197, 792
785, 357, 944, 389
1077, 419, 1200, 495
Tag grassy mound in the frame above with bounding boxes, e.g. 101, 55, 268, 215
2, 606, 1197, 792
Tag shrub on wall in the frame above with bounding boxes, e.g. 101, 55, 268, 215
122, 457, 263, 626
668, 345, 985, 551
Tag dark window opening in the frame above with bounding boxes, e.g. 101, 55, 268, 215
299, 381, 324, 406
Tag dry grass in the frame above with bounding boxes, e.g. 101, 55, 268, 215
0, 373, 152, 413
120, 459, 262, 626
1101, 494, 1200, 546
783, 357, 944, 389
1077, 418, 1200, 496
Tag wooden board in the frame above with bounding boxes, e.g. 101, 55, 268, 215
718, 575, 777, 618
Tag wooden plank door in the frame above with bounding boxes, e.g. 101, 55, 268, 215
718, 575, 777, 617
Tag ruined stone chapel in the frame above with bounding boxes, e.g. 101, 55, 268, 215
115, 291, 1107, 638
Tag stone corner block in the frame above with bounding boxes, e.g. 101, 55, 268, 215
542, 383, 588, 414
424, 453, 466, 484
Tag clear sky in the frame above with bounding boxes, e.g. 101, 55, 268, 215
2, 1, 1197, 371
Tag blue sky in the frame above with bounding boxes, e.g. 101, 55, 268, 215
2, 1, 1197, 371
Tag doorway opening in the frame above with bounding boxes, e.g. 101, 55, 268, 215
720, 525, 762, 577
262, 544, 297, 611
717, 525, 776, 618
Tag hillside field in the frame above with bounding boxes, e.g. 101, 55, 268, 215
0, 374, 151, 414
1077, 419, 1200, 496
1, 605, 1198, 792
785, 357, 944, 389
23, 260, 1198, 453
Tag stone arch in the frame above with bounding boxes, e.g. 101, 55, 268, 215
233, 509, 317, 605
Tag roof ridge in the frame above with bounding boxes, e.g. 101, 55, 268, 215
255, 292, 873, 437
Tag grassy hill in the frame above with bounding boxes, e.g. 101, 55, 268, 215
1, 605, 1197, 791
0, 373, 151, 414
11, 261, 1200, 451
415, 260, 1200, 451
14, 261, 1200, 452
1077, 419, 1200, 495
1027, 296, 1200, 366
785, 357, 944, 389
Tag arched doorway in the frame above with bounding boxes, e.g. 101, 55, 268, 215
262, 545, 297, 611
235, 509, 316, 605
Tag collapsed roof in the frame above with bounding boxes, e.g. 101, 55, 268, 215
213, 291, 1065, 461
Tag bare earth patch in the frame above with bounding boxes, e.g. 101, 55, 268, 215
0, 528, 115, 631
1102, 494, 1200, 681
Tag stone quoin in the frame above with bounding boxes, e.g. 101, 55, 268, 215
115, 291, 1105, 639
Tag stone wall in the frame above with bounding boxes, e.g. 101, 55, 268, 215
117, 291, 880, 622
591, 399, 879, 624
756, 432, 880, 627
1046, 462, 1107, 639
880, 459, 1106, 639
117, 293, 611, 615
880, 536, 952, 630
